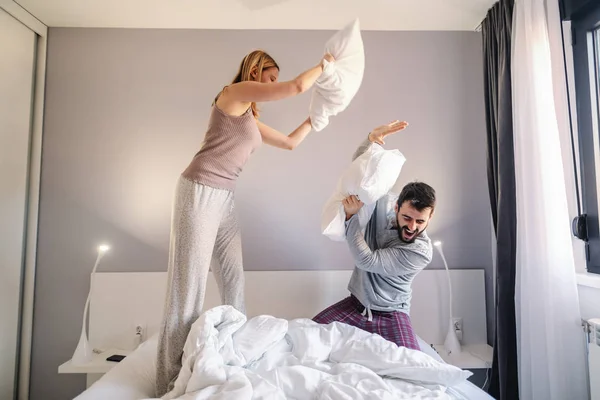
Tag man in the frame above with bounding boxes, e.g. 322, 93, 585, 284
313, 121, 435, 350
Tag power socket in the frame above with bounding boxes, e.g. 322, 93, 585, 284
135, 325, 143, 336
133, 323, 146, 346
452, 318, 463, 342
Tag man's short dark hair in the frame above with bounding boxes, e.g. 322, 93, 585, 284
397, 182, 436, 211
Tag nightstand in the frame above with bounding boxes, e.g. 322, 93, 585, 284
58, 348, 131, 388
432, 344, 493, 388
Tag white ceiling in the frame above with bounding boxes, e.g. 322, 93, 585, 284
14, 0, 496, 30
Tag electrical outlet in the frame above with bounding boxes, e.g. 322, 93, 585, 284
452, 318, 463, 342
133, 322, 146, 346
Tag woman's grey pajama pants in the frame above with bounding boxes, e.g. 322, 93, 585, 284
155, 176, 245, 397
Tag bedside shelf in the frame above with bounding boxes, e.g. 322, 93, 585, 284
432, 344, 493, 369
58, 348, 131, 374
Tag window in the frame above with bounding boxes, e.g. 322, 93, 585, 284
571, 5, 600, 273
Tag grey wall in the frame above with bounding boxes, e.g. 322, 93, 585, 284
32, 28, 491, 399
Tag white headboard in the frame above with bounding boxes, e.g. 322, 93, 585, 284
89, 269, 487, 351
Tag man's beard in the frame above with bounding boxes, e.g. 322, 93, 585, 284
397, 225, 425, 244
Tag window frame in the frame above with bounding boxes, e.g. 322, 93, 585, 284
571, 5, 600, 273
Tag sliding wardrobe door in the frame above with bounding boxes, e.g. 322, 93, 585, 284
0, 7, 36, 399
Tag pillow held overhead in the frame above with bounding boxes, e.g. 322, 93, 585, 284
321, 144, 406, 242
309, 18, 365, 132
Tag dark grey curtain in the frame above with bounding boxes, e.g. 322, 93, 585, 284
481, 0, 519, 399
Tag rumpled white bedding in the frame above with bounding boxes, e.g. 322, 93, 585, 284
158, 306, 471, 400
76, 304, 493, 400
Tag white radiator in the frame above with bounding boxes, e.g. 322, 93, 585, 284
586, 319, 600, 399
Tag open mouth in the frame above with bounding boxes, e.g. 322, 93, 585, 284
402, 229, 416, 241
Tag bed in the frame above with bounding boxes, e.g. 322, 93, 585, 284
73, 270, 494, 399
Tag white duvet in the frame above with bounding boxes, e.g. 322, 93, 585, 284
157, 306, 471, 400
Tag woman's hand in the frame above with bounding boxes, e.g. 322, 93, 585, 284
323, 52, 335, 64
320, 52, 335, 70
368, 120, 409, 145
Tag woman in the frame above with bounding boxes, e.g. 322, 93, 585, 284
156, 49, 334, 396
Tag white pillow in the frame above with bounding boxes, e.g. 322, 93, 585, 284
75, 336, 158, 399
321, 144, 406, 241
309, 18, 365, 132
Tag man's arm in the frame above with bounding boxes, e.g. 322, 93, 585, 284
352, 137, 376, 161
351, 120, 409, 161
345, 214, 432, 276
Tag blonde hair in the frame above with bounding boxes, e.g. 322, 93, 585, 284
229, 50, 279, 118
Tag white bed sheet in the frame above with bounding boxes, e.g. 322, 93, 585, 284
75, 324, 493, 400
